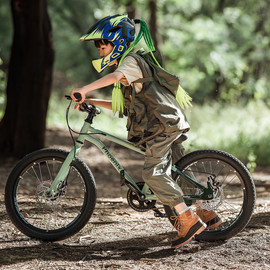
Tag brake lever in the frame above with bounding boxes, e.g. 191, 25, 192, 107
81, 103, 89, 112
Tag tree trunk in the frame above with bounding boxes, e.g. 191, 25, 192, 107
148, 0, 158, 50
126, 0, 136, 19
0, 0, 54, 158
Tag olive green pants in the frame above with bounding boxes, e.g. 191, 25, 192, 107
142, 132, 185, 209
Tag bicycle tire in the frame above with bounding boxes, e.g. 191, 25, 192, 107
5, 148, 96, 241
164, 149, 256, 241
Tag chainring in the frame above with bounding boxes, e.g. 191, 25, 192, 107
127, 182, 156, 212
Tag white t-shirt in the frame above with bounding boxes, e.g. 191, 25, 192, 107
116, 56, 143, 93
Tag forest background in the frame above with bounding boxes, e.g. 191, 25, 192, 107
0, 0, 269, 170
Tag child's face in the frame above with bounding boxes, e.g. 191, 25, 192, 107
97, 42, 114, 58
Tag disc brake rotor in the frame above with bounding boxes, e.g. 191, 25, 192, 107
196, 187, 224, 211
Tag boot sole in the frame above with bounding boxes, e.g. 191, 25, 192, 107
171, 221, 206, 248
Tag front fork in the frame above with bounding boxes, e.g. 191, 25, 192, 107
47, 122, 91, 197
48, 143, 81, 197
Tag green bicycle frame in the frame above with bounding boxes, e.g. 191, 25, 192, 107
48, 116, 213, 202
48, 119, 157, 200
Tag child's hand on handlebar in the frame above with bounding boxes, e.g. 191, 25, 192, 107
71, 88, 86, 103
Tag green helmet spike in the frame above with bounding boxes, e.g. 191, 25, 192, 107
112, 19, 192, 115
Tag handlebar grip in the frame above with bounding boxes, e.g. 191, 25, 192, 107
74, 92, 82, 102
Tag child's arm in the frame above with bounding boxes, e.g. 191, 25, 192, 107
84, 99, 112, 110
71, 71, 124, 103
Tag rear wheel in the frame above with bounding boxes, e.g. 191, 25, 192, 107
5, 148, 96, 241
164, 149, 256, 241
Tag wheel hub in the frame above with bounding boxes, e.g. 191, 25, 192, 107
196, 185, 224, 211
35, 183, 64, 208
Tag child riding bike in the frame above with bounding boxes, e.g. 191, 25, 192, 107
71, 14, 220, 248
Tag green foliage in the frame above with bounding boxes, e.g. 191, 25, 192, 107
184, 100, 270, 166
47, 93, 127, 138
1, 0, 269, 103
47, 0, 129, 95
1, 0, 270, 167
47, 0, 100, 83
0, 1, 12, 117
47, 95, 270, 167
161, 0, 270, 105
0, 1, 12, 63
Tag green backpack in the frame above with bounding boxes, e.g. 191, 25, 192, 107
134, 50, 182, 98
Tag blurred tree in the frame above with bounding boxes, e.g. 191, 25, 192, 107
1, 0, 269, 111
126, 0, 136, 19
160, 0, 270, 104
47, 0, 99, 85
0, 1, 13, 112
148, 0, 159, 49
0, 0, 54, 157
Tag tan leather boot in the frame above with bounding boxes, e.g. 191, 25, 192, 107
196, 205, 221, 229
171, 208, 206, 248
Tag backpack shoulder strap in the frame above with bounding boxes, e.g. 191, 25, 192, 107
133, 77, 155, 83
127, 51, 154, 84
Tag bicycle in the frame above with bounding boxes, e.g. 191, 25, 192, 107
5, 96, 256, 242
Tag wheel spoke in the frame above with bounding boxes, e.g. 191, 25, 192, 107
222, 200, 241, 212
15, 158, 86, 231
179, 153, 251, 231
165, 150, 255, 241
46, 161, 53, 181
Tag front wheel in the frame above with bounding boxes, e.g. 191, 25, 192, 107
164, 149, 256, 241
5, 148, 96, 241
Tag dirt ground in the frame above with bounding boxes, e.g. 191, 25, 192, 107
0, 127, 270, 270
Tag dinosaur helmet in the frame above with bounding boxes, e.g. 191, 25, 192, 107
80, 14, 135, 72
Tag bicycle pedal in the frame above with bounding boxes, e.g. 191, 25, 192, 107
153, 208, 166, 218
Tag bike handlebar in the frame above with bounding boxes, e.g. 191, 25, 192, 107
65, 95, 101, 115
73, 92, 82, 102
